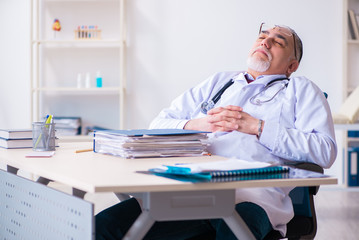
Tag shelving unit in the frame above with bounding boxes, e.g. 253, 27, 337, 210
30, 0, 127, 133
341, 0, 359, 186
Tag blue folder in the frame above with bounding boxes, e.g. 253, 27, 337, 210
95, 129, 209, 137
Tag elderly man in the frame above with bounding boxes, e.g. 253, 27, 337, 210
96, 23, 337, 240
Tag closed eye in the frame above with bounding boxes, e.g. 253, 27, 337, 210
274, 39, 285, 47
257, 33, 268, 41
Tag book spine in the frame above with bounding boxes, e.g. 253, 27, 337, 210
348, 148, 359, 186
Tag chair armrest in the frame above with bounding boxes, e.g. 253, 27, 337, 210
285, 162, 324, 195
288, 162, 324, 174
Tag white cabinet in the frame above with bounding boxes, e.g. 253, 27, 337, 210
345, 0, 359, 96
341, 0, 359, 186
30, 0, 126, 132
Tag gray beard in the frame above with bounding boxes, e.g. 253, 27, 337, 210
246, 57, 270, 72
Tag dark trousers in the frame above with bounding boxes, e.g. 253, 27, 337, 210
96, 198, 273, 240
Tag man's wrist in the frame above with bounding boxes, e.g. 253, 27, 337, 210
257, 119, 264, 138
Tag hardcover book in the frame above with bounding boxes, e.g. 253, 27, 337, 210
0, 137, 32, 149
0, 129, 32, 140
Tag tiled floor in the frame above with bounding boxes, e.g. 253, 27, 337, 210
315, 186, 359, 240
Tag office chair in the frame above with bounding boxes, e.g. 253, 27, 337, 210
263, 162, 324, 240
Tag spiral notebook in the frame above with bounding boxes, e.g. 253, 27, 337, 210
145, 158, 290, 182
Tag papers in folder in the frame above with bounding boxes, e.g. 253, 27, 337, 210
93, 129, 209, 158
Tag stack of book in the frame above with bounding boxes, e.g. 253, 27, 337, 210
0, 129, 33, 149
94, 129, 209, 158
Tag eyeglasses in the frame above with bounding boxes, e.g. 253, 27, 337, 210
258, 23, 297, 61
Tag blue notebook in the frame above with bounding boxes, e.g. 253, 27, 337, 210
94, 129, 209, 137
145, 159, 290, 182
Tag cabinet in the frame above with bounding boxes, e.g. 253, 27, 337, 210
341, 0, 359, 186
30, 0, 126, 133
345, 0, 359, 95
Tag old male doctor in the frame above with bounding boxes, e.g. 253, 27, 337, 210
96, 23, 337, 240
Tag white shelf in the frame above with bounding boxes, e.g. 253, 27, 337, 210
32, 87, 122, 92
32, 87, 124, 95
32, 39, 124, 47
45, 0, 118, 2
334, 124, 359, 131
348, 39, 359, 44
30, 0, 126, 129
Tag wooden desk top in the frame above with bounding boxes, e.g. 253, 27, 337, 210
0, 142, 337, 194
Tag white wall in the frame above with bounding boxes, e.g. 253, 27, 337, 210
0, 0, 344, 128
0, 0, 345, 182
0, 0, 31, 129
125, 0, 344, 129
124, 0, 344, 182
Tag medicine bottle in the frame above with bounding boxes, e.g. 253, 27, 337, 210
96, 71, 103, 88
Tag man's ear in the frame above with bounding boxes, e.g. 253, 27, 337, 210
286, 60, 299, 75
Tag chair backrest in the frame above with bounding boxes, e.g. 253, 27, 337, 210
290, 187, 312, 217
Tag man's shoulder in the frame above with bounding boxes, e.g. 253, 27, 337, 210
290, 75, 310, 81
289, 76, 326, 97
289, 75, 317, 88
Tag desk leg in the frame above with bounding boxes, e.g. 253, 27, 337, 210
123, 210, 155, 240
223, 211, 256, 240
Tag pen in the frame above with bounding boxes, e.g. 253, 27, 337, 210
34, 115, 50, 148
46, 115, 54, 149
75, 148, 93, 153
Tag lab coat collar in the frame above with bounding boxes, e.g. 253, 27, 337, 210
234, 72, 287, 85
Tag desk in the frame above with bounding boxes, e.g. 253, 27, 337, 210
0, 142, 337, 240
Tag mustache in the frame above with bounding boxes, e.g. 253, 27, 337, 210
251, 46, 272, 61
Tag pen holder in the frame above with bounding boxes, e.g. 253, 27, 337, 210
32, 122, 56, 151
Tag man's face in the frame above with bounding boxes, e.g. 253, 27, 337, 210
247, 26, 297, 76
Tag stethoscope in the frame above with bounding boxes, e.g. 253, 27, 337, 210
200, 77, 289, 114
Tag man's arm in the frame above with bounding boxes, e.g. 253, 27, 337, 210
258, 79, 337, 169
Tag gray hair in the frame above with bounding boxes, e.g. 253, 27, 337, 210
288, 27, 303, 63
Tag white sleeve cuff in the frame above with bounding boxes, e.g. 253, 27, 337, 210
259, 121, 279, 150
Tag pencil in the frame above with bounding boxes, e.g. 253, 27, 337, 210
75, 148, 93, 153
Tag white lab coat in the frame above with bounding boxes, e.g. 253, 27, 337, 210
149, 71, 337, 236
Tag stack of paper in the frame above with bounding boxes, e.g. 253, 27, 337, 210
94, 129, 209, 158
